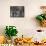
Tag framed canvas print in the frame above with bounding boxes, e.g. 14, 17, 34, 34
10, 6, 24, 17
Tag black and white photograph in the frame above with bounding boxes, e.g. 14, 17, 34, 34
10, 6, 24, 17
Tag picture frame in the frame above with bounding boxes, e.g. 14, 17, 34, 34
10, 6, 24, 17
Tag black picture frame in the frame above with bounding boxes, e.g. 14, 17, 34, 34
10, 6, 24, 17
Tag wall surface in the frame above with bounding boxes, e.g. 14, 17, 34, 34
0, 0, 46, 40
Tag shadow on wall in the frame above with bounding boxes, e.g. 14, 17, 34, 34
0, 26, 5, 35
30, 17, 40, 27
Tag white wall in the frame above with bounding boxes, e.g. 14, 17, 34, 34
0, 0, 46, 37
